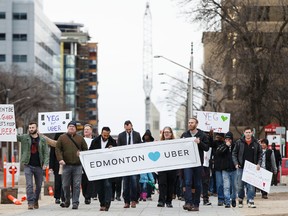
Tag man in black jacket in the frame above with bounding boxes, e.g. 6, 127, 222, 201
271, 142, 282, 186
232, 127, 262, 208
181, 117, 209, 212
117, 120, 142, 208
89, 127, 117, 211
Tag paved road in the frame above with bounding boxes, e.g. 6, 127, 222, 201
1, 174, 288, 216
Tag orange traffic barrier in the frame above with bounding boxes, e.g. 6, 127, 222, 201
3, 155, 7, 188
21, 195, 27, 202
48, 186, 54, 196
45, 167, 49, 182
7, 194, 22, 205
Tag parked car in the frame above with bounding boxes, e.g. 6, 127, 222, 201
277, 158, 288, 183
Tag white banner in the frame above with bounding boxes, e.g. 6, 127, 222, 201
80, 137, 201, 181
194, 110, 231, 133
242, 160, 272, 193
38, 111, 72, 134
0, 104, 17, 141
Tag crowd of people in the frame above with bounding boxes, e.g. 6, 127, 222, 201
17, 118, 282, 212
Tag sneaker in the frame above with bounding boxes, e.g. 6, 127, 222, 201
232, 200, 236, 207
116, 196, 121, 201
131, 201, 137, 208
84, 198, 91, 204
34, 201, 39, 209
203, 200, 211, 206
55, 199, 60, 204
248, 202, 256, 208
166, 203, 173, 208
225, 204, 231, 208
28, 204, 34, 210
218, 202, 224, 206
238, 200, 243, 208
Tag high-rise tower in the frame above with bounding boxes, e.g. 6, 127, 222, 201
143, 1, 153, 130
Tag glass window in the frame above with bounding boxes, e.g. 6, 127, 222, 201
65, 95, 75, 106
0, 33, 5, 40
0, 12, 5, 19
12, 55, 27, 62
65, 55, 75, 67
13, 13, 27, 20
65, 81, 75, 94
13, 34, 27, 41
65, 68, 75, 80
0, 55, 5, 62
89, 65, 96, 69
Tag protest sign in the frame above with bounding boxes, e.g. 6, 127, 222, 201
242, 160, 272, 193
0, 104, 17, 141
80, 137, 200, 181
38, 111, 72, 133
194, 110, 231, 133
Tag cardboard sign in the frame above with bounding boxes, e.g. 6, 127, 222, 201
0, 104, 17, 141
242, 160, 272, 193
194, 110, 231, 133
80, 137, 201, 181
38, 111, 72, 134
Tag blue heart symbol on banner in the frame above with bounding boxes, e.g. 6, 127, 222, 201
148, 151, 160, 161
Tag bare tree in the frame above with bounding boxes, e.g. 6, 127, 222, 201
0, 65, 63, 131
178, 0, 288, 137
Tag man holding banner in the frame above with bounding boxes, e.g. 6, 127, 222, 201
17, 121, 49, 210
117, 120, 142, 208
232, 127, 262, 208
89, 126, 117, 211
181, 117, 209, 212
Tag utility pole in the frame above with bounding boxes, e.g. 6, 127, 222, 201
188, 42, 193, 119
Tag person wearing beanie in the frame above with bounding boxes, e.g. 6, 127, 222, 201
55, 120, 88, 210
216, 131, 237, 208
259, 139, 277, 199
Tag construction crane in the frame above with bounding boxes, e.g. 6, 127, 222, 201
143, 1, 153, 130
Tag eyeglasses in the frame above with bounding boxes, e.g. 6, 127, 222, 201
163, 131, 171, 134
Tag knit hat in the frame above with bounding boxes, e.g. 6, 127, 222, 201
225, 131, 233, 140
67, 120, 77, 128
142, 129, 154, 142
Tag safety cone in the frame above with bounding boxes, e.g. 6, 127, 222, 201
7, 194, 22, 205
21, 195, 27, 202
48, 186, 54, 196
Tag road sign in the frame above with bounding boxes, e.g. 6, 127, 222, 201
8, 166, 17, 174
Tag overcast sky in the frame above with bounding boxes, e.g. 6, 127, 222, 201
43, 0, 203, 136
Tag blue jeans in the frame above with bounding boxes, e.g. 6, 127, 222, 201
184, 166, 202, 207
62, 165, 82, 206
24, 165, 43, 205
222, 170, 237, 205
123, 175, 138, 203
237, 168, 255, 202
215, 170, 224, 203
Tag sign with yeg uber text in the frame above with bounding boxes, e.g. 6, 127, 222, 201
80, 137, 200, 181
194, 110, 231, 133
38, 111, 72, 134
0, 104, 17, 141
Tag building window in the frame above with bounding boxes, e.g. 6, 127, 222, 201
13, 34, 27, 41
0, 12, 5, 19
12, 55, 27, 62
0, 33, 5, 40
65, 68, 75, 80
13, 13, 27, 20
0, 55, 5, 62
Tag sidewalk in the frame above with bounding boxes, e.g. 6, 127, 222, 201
1, 174, 288, 216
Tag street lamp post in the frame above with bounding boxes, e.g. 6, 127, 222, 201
155, 55, 221, 118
